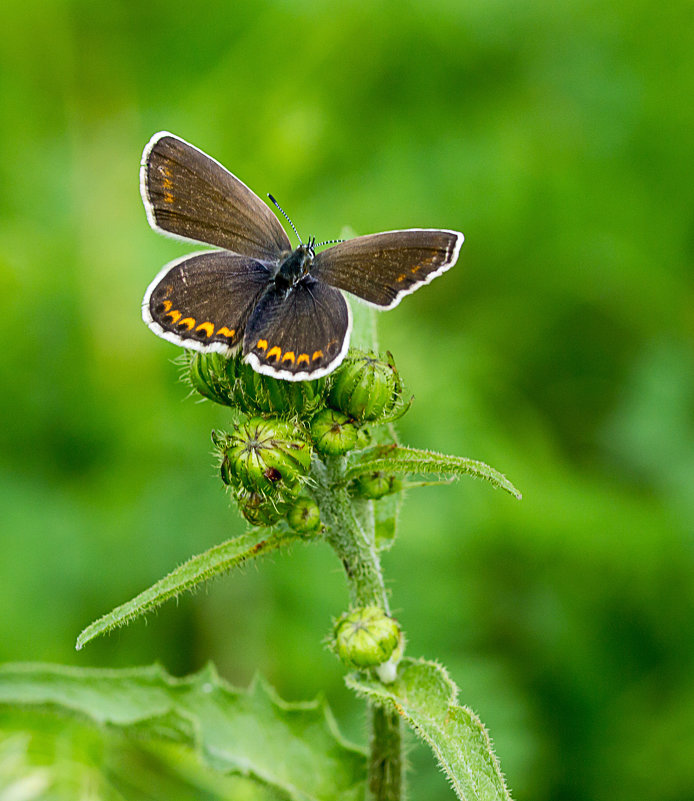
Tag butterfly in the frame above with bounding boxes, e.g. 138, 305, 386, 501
140, 132, 464, 381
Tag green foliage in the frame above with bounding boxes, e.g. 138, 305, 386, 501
0, 719, 279, 801
348, 659, 511, 801
345, 446, 522, 500
76, 529, 296, 650
0, 662, 366, 801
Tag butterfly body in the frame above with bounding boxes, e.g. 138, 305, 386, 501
273, 240, 315, 291
141, 132, 463, 381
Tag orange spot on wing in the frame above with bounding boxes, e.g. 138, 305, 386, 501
196, 322, 214, 337
267, 346, 281, 361
256, 339, 268, 351
162, 300, 172, 312
163, 177, 173, 189
216, 326, 235, 339
164, 192, 175, 204
396, 273, 406, 282
312, 350, 323, 361
165, 309, 181, 323
297, 353, 310, 366
178, 317, 195, 330
282, 351, 295, 364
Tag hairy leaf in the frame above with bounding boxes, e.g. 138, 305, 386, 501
77, 528, 295, 650
0, 662, 365, 801
346, 658, 512, 801
346, 446, 522, 499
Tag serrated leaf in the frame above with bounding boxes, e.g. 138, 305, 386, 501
346, 446, 522, 500
0, 715, 278, 801
77, 528, 296, 650
346, 658, 512, 801
0, 662, 366, 801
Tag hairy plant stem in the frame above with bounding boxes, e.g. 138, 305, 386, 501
369, 705, 404, 801
311, 455, 404, 801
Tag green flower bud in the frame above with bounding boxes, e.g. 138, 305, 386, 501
188, 352, 235, 406
255, 372, 327, 415
287, 497, 321, 533
334, 606, 402, 671
328, 350, 402, 422
236, 487, 291, 527
222, 353, 327, 416
310, 409, 359, 455
188, 353, 327, 418
218, 417, 312, 495
352, 471, 403, 500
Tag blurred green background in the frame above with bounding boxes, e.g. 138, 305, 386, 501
1, 0, 693, 798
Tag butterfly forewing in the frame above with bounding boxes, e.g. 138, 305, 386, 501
243, 278, 351, 380
141, 132, 291, 261
143, 251, 272, 354
311, 229, 463, 309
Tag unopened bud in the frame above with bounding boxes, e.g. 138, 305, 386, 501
352, 472, 403, 500
310, 409, 359, 455
328, 351, 402, 422
217, 417, 312, 495
287, 497, 321, 533
236, 487, 291, 527
334, 606, 402, 672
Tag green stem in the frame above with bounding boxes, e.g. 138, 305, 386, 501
369, 705, 404, 801
311, 454, 404, 801
311, 456, 389, 611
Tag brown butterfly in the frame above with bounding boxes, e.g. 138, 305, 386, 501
141, 132, 464, 381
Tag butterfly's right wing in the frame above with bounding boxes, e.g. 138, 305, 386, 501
311, 229, 463, 309
243, 278, 351, 380
143, 250, 272, 354
140, 132, 292, 262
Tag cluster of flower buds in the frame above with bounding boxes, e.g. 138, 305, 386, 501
190, 348, 409, 527
186, 348, 406, 425
188, 351, 327, 417
333, 605, 404, 683
213, 419, 313, 528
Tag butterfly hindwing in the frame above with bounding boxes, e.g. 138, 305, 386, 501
140, 132, 292, 261
243, 279, 351, 380
143, 251, 272, 354
311, 229, 464, 309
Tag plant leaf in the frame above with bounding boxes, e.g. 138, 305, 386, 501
346, 658, 512, 801
346, 446, 522, 500
373, 492, 402, 550
0, 714, 281, 801
0, 662, 366, 801
347, 296, 379, 352
76, 528, 296, 650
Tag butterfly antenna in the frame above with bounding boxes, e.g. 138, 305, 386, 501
268, 194, 303, 243
314, 238, 345, 247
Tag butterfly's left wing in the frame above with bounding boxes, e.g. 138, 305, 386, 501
243, 278, 351, 380
141, 132, 292, 262
143, 250, 272, 354
311, 229, 463, 309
